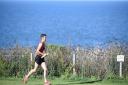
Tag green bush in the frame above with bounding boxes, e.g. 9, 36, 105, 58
0, 58, 9, 77
0, 42, 128, 80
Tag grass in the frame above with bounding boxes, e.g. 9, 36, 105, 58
0, 78, 128, 85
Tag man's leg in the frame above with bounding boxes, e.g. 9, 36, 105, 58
23, 62, 38, 83
41, 62, 48, 82
26, 62, 38, 78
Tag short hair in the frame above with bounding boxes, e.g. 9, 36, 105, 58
40, 34, 47, 38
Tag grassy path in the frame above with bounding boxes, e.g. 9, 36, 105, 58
0, 78, 128, 85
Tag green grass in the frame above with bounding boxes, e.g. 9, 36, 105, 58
0, 78, 128, 85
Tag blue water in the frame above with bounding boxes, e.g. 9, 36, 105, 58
0, 1, 128, 47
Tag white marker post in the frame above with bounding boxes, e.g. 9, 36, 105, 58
73, 53, 76, 75
30, 53, 33, 69
117, 55, 125, 78
30, 53, 33, 62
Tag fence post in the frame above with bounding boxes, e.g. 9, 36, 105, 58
30, 53, 33, 69
73, 52, 76, 75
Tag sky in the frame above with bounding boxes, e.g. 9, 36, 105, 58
0, 0, 128, 1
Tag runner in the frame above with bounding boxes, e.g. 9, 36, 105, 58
23, 34, 50, 85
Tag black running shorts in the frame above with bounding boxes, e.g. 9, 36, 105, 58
35, 55, 45, 65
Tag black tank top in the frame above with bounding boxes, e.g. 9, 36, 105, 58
39, 43, 45, 53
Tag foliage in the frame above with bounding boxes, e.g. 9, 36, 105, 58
0, 41, 128, 80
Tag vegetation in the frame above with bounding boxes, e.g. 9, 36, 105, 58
0, 41, 128, 81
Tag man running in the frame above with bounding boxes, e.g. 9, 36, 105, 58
23, 34, 50, 85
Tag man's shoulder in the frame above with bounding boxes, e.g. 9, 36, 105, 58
38, 42, 43, 46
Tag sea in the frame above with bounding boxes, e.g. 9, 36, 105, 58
0, 1, 128, 47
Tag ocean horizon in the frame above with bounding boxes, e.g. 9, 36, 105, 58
0, 1, 128, 47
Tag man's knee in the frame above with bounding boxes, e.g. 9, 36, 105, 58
44, 68, 47, 72
32, 69, 36, 72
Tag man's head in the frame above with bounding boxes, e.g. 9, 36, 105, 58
40, 34, 47, 43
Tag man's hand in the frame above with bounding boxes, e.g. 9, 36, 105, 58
41, 53, 49, 58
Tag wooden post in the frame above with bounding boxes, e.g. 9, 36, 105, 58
73, 52, 76, 75
30, 53, 33, 69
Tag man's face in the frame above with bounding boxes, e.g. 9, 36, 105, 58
41, 36, 46, 43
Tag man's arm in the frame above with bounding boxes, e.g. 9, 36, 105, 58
41, 52, 49, 58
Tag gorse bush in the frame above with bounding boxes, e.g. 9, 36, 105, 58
0, 41, 128, 80
44, 45, 71, 78
0, 57, 8, 77
73, 42, 128, 80
0, 45, 32, 78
